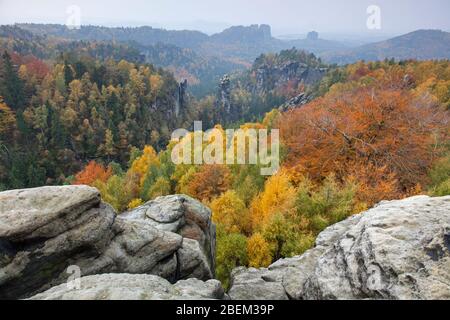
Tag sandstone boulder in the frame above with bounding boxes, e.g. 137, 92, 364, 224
0, 186, 215, 299
229, 196, 450, 300
122, 195, 216, 275
28, 274, 227, 300
228, 267, 289, 300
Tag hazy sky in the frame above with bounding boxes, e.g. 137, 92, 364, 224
1, 0, 449, 36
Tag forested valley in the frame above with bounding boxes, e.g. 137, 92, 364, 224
0, 24, 449, 286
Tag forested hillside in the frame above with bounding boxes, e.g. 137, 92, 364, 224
0, 25, 327, 190
12, 24, 450, 98
0, 25, 146, 63
0, 42, 200, 190
16, 23, 344, 61
136, 42, 248, 97
193, 48, 328, 127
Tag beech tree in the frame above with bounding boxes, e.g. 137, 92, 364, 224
187, 165, 231, 202
210, 190, 250, 235
215, 228, 248, 289
130, 145, 159, 186
247, 233, 272, 268
280, 87, 448, 204
250, 171, 296, 230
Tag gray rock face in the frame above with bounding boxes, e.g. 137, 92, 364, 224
3, 186, 449, 301
228, 267, 289, 300
229, 196, 450, 300
122, 194, 216, 276
253, 62, 326, 95
175, 79, 188, 117
0, 185, 102, 240
28, 274, 227, 300
0, 186, 115, 299
279, 92, 311, 112
0, 187, 215, 299
219, 74, 232, 114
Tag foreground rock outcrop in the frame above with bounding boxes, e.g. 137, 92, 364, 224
0, 186, 215, 299
1, 186, 449, 300
29, 274, 227, 300
122, 195, 216, 276
229, 196, 450, 300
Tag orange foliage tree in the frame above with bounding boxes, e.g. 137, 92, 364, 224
280, 87, 448, 205
73, 161, 112, 186
187, 164, 231, 202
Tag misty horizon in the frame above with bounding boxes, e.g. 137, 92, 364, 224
1, 0, 450, 39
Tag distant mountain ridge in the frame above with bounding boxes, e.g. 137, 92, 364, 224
14, 23, 347, 62
323, 30, 450, 64
11, 24, 450, 65
15, 23, 209, 48
210, 24, 272, 43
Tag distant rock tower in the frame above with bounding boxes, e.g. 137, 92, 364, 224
307, 31, 319, 40
175, 79, 188, 117
219, 75, 232, 114
260, 24, 272, 40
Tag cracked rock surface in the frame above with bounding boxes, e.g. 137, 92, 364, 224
28, 274, 227, 300
0, 186, 215, 299
228, 196, 450, 300
2, 186, 449, 300
122, 195, 216, 275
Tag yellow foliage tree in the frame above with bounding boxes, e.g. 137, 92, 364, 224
0, 98, 15, 139
94, 175, 130, 212
174, 165, 197, 194
250, 171, 297, 230
210, 190, 251, 235
262, 109, 281, 129
147, 176, 171, 200
99, 129, 116, 159
130, 145, 159, 186
247, 233, 272, 268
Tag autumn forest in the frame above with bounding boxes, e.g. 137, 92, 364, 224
0, 24, 449, 287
